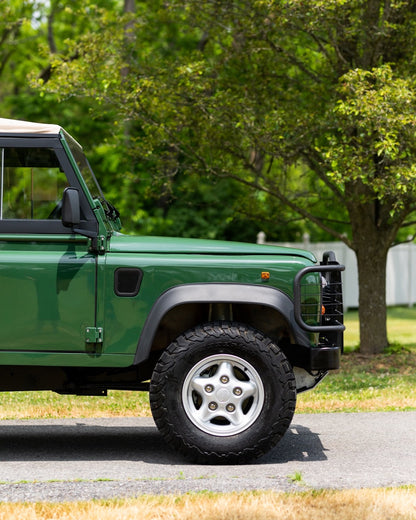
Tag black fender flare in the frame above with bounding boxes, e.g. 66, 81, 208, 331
133, 283, 310, 365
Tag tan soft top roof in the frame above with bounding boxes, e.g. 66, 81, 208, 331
0, 118, 62, 135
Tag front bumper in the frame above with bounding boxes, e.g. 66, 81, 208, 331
285, 343, 342, 371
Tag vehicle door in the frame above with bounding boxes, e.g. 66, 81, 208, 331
0, 137, 98, 355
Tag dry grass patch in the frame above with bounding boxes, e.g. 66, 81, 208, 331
0, 488, 415, 520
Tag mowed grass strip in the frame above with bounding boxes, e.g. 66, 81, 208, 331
0, 389, 150, 420
0, 488, 415, 520
0, 307, 415, 418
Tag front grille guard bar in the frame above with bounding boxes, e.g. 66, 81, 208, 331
293, 255, 345, 334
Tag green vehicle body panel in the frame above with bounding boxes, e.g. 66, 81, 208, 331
0, 235, 95, 352
0, 229, 316, 367
101, 247, 314, 359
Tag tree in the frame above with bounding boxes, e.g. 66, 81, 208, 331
38, 0, 416, 354
0, 0, 250, 240
28, 0, 301, 241
0, 1, 36, 101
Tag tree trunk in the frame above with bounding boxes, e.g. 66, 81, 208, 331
346, 184, 399, 356
355, 246, 388, 355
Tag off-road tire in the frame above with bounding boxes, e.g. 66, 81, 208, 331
149, 322, 296, 464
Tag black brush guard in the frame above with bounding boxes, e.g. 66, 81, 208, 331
293, 251, 345, 370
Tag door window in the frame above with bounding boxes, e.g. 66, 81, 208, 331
0, 147, 68, 220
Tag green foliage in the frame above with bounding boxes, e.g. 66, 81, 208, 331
0, 1, 262, 241
6, 1, 416, 241
325, 65, 416, 209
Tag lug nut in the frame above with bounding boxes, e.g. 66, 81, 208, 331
220, 376, 229, 384
226, 404, 235, 412
205, 384, 214, 393
233, 387, 242, 396
208, 402, 218, 411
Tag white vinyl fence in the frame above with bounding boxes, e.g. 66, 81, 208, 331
257, 232, 416, 310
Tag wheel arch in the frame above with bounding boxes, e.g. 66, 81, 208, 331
133, 283, 310, 365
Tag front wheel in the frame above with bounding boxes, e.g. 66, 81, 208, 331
149, 322, 296, 464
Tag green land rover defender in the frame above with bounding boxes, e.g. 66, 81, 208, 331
0, 118, 344, 463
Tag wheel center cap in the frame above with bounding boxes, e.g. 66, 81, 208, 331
216, 388, 231, 403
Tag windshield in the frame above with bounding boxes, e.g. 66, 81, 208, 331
62, 130, 120, 224
62, 131, 104, 201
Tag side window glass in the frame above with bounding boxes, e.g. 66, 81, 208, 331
0, 147, 68, 220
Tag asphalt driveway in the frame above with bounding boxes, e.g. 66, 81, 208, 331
0, 411, 414, 502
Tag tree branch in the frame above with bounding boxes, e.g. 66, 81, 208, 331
220, 171, 353, 246
264, 36, 323, 84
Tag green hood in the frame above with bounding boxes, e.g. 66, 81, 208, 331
109, 234, 316, 262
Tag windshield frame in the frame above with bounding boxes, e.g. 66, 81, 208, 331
60, 130, 105, 202
60, 130, 121, 230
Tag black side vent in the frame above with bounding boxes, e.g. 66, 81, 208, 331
114, 268, 143, 297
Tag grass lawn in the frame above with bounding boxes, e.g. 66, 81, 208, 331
342, 305, 416, 351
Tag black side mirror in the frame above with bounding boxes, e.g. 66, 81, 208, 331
62, 187, 81, 227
